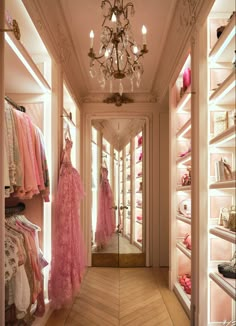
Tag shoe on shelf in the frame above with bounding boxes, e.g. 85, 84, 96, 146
218, 252, 236, 273
183, 233, 191, 250
221, 264, 236, 279
178, 148, 191, 158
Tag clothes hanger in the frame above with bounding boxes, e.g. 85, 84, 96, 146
64, 123, 72, 141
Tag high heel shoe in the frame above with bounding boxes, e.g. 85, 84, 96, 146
218, 251, 236, 273
221, 263, 236, 279
183, 233, 191, 250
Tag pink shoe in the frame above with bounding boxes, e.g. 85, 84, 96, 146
183, 234, 192, 250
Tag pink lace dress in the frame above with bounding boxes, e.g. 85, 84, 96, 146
95, 167, 116, 247
48, 138, 86, 309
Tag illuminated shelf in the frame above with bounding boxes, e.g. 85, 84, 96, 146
176, 241, 191, 259
209, 272, 236, 300
176, 119, 191, 139
209, 12, 236, 63
209, 70, 235, 105
209, 180, 236, 189
177, 214, 191, 224
173, 283, 191, 317
176, 86, 191, 113
176, 152, 191, 165
209, 125, 236, 147
210, 226, 236, 243
5, 33, 51, 93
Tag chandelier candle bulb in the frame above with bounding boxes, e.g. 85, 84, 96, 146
111, 12, 117, 23
89, 30, 94, 49
142, 25, 147, 45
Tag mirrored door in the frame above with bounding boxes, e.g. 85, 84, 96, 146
91, 119, 146, 267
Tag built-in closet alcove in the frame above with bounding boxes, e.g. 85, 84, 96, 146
0, 0, 81, 324
169, 0, 235, 324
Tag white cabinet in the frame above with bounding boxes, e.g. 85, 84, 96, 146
169, 54, 192, 317
207, 9, 236, 325
120, 131, 144, 250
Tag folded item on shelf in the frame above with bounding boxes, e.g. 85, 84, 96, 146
136, 216, 142, 221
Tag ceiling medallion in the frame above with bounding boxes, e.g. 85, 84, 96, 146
88, 0, 148, 95
103, 93, 133, 106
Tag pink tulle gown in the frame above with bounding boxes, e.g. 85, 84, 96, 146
95, 167, 116, 247
48, 138, 86, 309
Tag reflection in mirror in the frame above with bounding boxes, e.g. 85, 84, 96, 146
91, 119, 145, 265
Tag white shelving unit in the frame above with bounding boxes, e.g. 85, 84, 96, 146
120, 131, 144, 250
170, 53, 192, 318
133, 131, 143, 249
207, 7, 235, 325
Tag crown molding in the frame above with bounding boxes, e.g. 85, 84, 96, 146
152, 0, 214, 103
22, 0, 87, 104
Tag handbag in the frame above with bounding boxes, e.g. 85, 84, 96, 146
228, 206, 236, 232
214, 111, 228, 136
215, 158, 232, 182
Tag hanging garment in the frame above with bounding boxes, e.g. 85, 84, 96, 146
48, 138, 86, 309
95, 167, 116, 247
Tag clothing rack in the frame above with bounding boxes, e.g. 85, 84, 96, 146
5, 202, 26, 217
5, 95, 26, 112
61, 108, 76, 127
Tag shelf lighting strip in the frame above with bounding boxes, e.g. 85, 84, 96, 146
5, 33, 50, 93
210, 27, 236, 63
177, 93, 191, 113
210, 80, 235, 104
210, 133, 235, 146
177, 124, 191, 139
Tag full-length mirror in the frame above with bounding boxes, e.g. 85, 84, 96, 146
91, 118, 146, 267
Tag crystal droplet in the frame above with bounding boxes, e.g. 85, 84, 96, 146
119, 80, 123, 96
110, 80, 113, 93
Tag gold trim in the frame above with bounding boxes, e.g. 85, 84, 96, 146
0, 19, 21, 40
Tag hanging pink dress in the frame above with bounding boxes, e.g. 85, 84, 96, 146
48, 138, 86, 309
95, 167, 116, 247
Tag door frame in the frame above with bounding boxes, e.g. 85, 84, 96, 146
82, 109, 152, 267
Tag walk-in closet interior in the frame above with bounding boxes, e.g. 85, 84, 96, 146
0, 0, 235, 325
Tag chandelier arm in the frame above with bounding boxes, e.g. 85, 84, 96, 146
101, 0, 113, 10
123, 3, 134, 18
123, 18, 130, 32
103, 25, 113, 40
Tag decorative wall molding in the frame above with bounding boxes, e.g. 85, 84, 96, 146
179, 0, 198, 30
83, 92, 158, 104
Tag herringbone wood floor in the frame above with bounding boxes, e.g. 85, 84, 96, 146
46, 267, 190, 326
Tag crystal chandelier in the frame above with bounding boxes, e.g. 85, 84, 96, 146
88, 0, 148, 95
